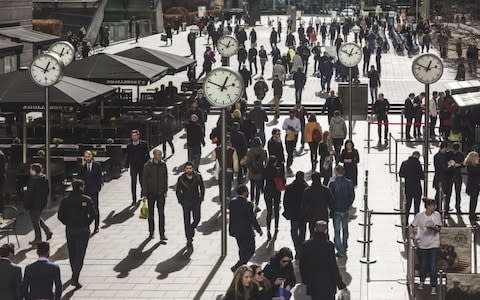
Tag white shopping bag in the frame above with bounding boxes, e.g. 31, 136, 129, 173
337, 288, 350, 300
290, 283, 311, 300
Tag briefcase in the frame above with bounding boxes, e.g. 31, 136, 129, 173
161, 34, 167, 41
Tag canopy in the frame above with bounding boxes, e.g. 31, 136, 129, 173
0, 27, 59, 45
115, 47, 196, 75
0, 40, 23, 52
0, 69, 115, 112
64, 53, 168, 86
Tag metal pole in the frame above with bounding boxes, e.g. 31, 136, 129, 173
366, 210, 372, 282
221, 108, 227, 257
424, 84, 430, 197
416, 0, 419, 22
45, 87, 51, 205
367, 120, 371, 153
395, 138, 399, 181
388, 133, 392, 173
22, 112, 27, 163
348, 67, 353, 140
400, 112, 404, 140
473, 225, 478, 273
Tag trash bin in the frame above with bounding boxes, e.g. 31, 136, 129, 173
182, 22, 187, 32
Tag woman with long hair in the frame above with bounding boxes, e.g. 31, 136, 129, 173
304, 114, 322, 171
263, 155, 286, 240
224, 265, 257, 300
263, 247, 296, 294
340, 139, 360, 186
464, 151, 480, 222
319, 131, 335, 185
246, 137, 267, 212
250, 264, 272, 300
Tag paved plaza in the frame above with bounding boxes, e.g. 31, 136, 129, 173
3, 16, 480, 300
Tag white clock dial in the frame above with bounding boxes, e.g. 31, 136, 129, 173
412, 53, 444, 84
338, 42, 362, 67
30, 53, 64, 87
203, 67, 244, 108
217, 35, 239, 58
49, 41, 75, 66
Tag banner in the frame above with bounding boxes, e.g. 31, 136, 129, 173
446, 273, 480, 300
439, 227, 471, 274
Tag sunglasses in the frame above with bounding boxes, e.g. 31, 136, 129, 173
256, 271, 264, 275
281, 259, 291, 264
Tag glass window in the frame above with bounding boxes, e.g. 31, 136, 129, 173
0, 54, 17, 74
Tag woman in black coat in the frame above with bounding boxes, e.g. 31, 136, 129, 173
339, 140, 360, 186
263, 155, 286, 240
319, 131, 335, 185
465, 151, 480, 222
263, 247, 296, 294
250, 264, 273, 300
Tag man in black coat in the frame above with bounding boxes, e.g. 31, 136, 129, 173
399, 151, 424, 227
185, 114, 205, 171
24, 163, 52, 244
322, 90, 343, 124
300, 221, 346, 300
126, 129, 150, 205
267, 128, 285, 163
229, 185, 263, 272
78, 150, 103, 233
57, 179, 96, 288
445, 143, 465, 214
302, 172, 333, 238
372, 93, 390, 144
176, 162, 205, 248
239, 65, 252, 100
0, 243, 22, 300
433, 141, 449, 205
293, 67, 306, 105
269, 27, 278, 49
404, 93, 416, 140
283, 171, 308, 257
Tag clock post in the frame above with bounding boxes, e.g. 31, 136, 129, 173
348, 67, 353, 140
423, 83, 430, 197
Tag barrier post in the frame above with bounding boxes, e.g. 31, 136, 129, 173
360, 210, 376, 282
388, 133, 392, 173
400, 112, 404, 140
367, 121, 371, 153
408, 238, 416, 299
437, 270, 445, 300
395, 138, 399, 181
474, 225, 478, 274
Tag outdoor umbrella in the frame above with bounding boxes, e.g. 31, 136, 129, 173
115, 46, 196, 75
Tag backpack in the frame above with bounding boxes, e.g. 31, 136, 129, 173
251, 153, 264, 174
312, 129, 322, 142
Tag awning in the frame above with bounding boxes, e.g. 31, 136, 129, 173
0, 27, 60, 45
452, 92, 480, 108
0, 40, 23, 52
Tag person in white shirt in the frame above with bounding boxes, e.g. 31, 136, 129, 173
429, 91, 439, 137
410, 199, 442, 296
282, 110, 301, 167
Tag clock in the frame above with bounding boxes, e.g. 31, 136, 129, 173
217, 35, 239, 58
338, 42, 362, 67
203, 67, 244, 108
49, 41, 75, 66
412, 53, 444, 84
30, 52, 64, 87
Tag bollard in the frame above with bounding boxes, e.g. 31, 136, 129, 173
360, 210, 376, 282
437, 270, 445, 300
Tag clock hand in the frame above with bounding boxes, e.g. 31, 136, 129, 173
43, 62, 51, 74
340, 49, 351, 56
220, 77, 229, 92
349, 48, 354, 56
226, 41, 231, 48
33, 64, 44, 71
416, 63, 429, 70
426, 60, 432, 71
207, 80, 224, 89
59, 47, 65, 57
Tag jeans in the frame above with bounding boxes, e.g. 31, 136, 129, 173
418, 248, 439, 287
295, 88, 303, 104
66, 227, 90, 282
290, 220, 306, 254
405, 195, 421, 225
260, 59, 266, 75
232, 235, 255, 271
130, 166, 144, 202
187, 146, 201, 171
333, 211, 349, 255
370, 86, 378, 104
273, 95, 281, 118
249, 59, 258, 74
86, 191, 99, 230
29, 209, 51, 241
285, 135, 298, 167
147, 193, 166, 235
182, 204, 201, 242
322, 75, 332, 92
250, 179, 263, 206
264, 189, 281, 231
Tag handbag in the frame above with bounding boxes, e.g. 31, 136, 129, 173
323, 155, 333, 170
139, 198, 149, 219
275, 176, 286, 192
273, 282, 292, 300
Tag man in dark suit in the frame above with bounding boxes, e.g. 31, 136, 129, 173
229, 185, 263, 272
300, 221, 346, 300
58, 179, 96, 289
0, 243, 22, 300
79, 150, 103, 233
126, 129, 150, 205
23, 242, 62, 300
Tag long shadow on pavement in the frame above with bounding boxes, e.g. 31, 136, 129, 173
249, 235, 277, 265
197, 210, 221, 235
114, 238, 161, 278
101, 203, 139, 229
192, 256, 225, 300
13, 245, 36, 264
155, 246, 193, 279
50, 242, 69, 261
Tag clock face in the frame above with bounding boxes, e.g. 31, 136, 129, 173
412, 53, 444, 84
217, 35, 239, 58
203, 67, 244, 108
338, 42, 362, 67
30, 53, 64, 87
49, 41, 75, 66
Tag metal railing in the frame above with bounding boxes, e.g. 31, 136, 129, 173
358, 170, 376, 282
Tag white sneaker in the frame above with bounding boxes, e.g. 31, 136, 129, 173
417, 282, 424, 290
431, 287, 437, 295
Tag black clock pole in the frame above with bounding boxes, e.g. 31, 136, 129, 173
348, 67, 353, 140
45, 86, 52, 205
423, 83, 430, 198
221, 107, 227, 257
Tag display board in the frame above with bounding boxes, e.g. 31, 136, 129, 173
446, 273, 480, 299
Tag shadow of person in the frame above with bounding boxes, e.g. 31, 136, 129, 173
256, 209, 268, 227
155, 246, 193, 279
101, 204, 139, 229
197, 210, 221, 235
249, 238, 276, 264
203, 176, 219, 189
13, 245, 36, 264
114, 238, 161, 278
338, 264, 352, 286
50, 242, 69, 261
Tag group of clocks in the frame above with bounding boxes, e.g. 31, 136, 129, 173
30, 41, 75, 87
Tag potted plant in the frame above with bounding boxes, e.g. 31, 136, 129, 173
37, 149, 46, 157
106, 138, 114, 144
12, 137, 21, 144
109, 116, 117, 125
52, 137, 64, 147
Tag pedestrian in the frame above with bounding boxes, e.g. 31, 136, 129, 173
225, 265, 258, 299
187, 31, 196, 57
161, 109, 176, 156
142, 149, 168, 241
23, 242, 62, 300
267, 128, 285, 163
340, 140, 360, 186
305, 114, 322, 170
299, 43, 311, 73
465, 151, 480, 222
229, 185, 263, 272
237, 45, 247, 71
404, 93, 416, 140
362, 44, 371, 75
300, 221, 347, 300
433, 141, 449, 204
263, 156, 285, 240
282, 110, 301, 167
57, 179, 95, 288
329, 111, 347, 162
269, 27, 278, 49
250, 264, 273, 300
246, 137, 267, 212
248, 101, 268, 144
283, 171, 308, 257
272, 74, 283, 119
455, 58, 466, 81
429, 91, 439, 136
258, 45, 268, 76
302, 172, 333, 238
372, 93, 390, 144
272, 59, 286, 82
277, 20, 282, 41
263, 247, 296, 293
79, 150, 103, 234
413, 93, 425, 138
322, 90, 343, 124
421, 32, 431, 53
230, 122, 248, 184
249, 28, 257, 47
329, 165, 355, 257
466, 43, 478, 76
247, 44, 258, 75
165, 23, 173, 46
367, 65, 381, 104
376, 46, 382, 75
319, 131, 335, 185
445, 143, 465, 215
239, 64, 252, 99
293, 67, 307, 104
197, 46, 216, 80
185, 114, 205, 171
126, 129, 150, 205
24, 163, 52, 245
0, 243, 22, 300
294, 103, 308, 150
455, 38, 462, 58
213, 137, 239, 201
399, 151, 424, 227
135, 19, 141, 43
175, 162, 205, 248
253, 77, 268, 101
410, 199, 442, 295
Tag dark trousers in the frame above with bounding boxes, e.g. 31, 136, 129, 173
87, 191, 99, 230
29, 209, 51, 241
429, 116, 437, 136
363, 58, 370, 73
308, 142, 319, 167
295, 88, 303, 104
187, 147, 201, 171
405, 194, 421, 225
182, 204, 201, 242
377, 116, 389, 141
250, 179, 263, 206
249, 59, 258, 74
130, 166, 143, 202
414, 115, 422, 137
309, 291, 335, 300
290, 220, 306, 254
314, 59, 319, 73
162, 139, 174, 156
264, 189, 281, 231
147, 193, 166, 235
232, 235, 255, 271
285, 135, 298, 167
332, 138, 344, 164
469, 191, 479, 219
445, 176, 462, 212
219, 171, 234, 200
303, 60, 309, 73
66, 227, 90, 282
406, 117, 413, 138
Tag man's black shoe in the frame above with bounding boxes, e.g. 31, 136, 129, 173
160, 235, 168, 241
187, 241, 193, 248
